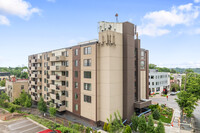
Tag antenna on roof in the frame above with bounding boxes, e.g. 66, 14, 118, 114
115, 13, 118, 23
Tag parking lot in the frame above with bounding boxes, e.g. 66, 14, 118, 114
0, 118, 46, 133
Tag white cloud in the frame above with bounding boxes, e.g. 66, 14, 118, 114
47, 0, 56, 3
0, 15, 10, 25
0, 0, 40, 21
138, 3, 200, 36
157, 61, 200, 68
194, 0, 200, 3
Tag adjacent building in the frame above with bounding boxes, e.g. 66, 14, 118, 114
171, 73, 185, 87
0, 72, 10, 81
149, 69, 170, 94
28, 21, 151, 125
5, 77, 29, 102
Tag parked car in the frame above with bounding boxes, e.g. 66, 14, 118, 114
170, 92, 176, 95
38, 129, 62, 133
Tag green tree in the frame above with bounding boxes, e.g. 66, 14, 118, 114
123, 125, 132, 133
18, 90, 27, 106
37, 97, 47, 115
176, 91, 197, 118
49, 106, 57, 130
107, 111, 124, 132
170, 83, 180, 92
147, 115, 155, 133
170, 69, 177, 73
155, 120, 165, 133
149, 64, 157, 69
24, 95, 32, 107
138, 115, 147, 133
0, 92, 9, 106
153, 109, 160, 120
0, 79, 6, 87
131, 113, 139, 131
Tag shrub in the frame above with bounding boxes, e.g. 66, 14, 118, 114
103, 122, 108, 131
161, 104, 166, 108
124, 125, 132, 133
138, 115, 147, 133
131, 113, 139, 131
155, 120, 165, 133
153, 109, 160, 120
9, 106, 15, 113
107, 123, 110, 132
147, 115, 155, 133
86, 127, 93, 133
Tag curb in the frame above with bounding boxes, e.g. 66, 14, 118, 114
27, 117, 48, 130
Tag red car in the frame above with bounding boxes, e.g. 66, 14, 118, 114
38, 129, 62, 133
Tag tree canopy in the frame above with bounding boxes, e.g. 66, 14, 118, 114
0, 67, 28, 79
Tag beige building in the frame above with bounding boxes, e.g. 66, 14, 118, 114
6, 77, 29, 102
28, 21, 151, 125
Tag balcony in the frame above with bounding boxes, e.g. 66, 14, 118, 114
50, 93, 56, 100
35, 59, 42, 63
31, 88, 35, 92
50, 75, 56, 80
60, 95, 65, 101
37, 67, 42, 71
31, 81, 36, 85
31, 74, 37, 78
60, 76, 66, 81
50, 84, 56, 90
36, 89, 42, 93
134, 99, 152, 109
37, 81, 42, 86
50, 66, 66, 71
37, 74, 42, 78
31, 67, 37, 71
59, 85, 66, 91
57, 105, 66, 112
50, 56, 66, 62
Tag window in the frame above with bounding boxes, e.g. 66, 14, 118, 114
66, 101, 68, 107
62, 71, 65, 76
66, 81, 69, 87
75, 71, 78, 78
62, 101, 65, 106
84, 71, 91, 78
21, 85, 24, 90
62, 61, 69, 67
84, 47, 91, 55
84, 83, 91, 91
75, 60, 78, 66
65, 91, 68, 97
75, 82, 78, 88
66, 71, 68, 77
61, 91, 65, 95
152, 82, 154, 85
62, 81, 66, 86
140, 61, 145, 69
84, 95, 91, 103
75, 49, 78, 56
52, 53, 55, 56
151, 76, 154, 79
84, 59, 91, 66
75, 104, 78, 111
75, 93, 78, 99
51, 62, 55, 66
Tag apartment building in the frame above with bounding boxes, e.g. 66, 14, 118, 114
149, 69, 170, 94
28, 21, 151, 125
6, 77, 29, 102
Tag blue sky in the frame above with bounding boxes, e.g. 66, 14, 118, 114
0, 0, 200, 68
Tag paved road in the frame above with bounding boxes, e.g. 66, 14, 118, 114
0, 118, 46, 133
150, 95, 200, 132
